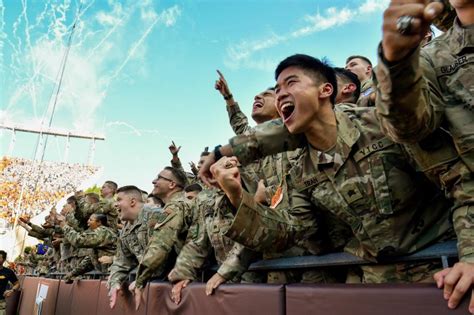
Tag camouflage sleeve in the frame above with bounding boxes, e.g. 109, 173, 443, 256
217, 243, 256, 281
135, 205, 186, 289
224, 189, 318, 253
453, 205, 474, 263
374, 44, 444, 143
226, 102, 253, 135
171, 156, 186, 173
63, 225, 110, 248
108, 238, 136, 289
168, 206, 211, 283
229, 119, 305, 165
28, 224, 51, 239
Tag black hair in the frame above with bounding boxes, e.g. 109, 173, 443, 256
184, 183, 203, 193
0, 250, 6, 260
275, 54, 338, 105
334, 67, 361, 103
91, 213, 108, 226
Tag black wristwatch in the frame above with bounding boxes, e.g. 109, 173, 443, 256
213, 145, 223, 161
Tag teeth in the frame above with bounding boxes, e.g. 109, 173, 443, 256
281, 102, 294, 111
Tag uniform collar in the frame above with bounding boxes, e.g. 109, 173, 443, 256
310, 111, 360, 174
449, 17, 474, 55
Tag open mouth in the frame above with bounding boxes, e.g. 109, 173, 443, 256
280, 102, 295, 122
253, 101, 263, 111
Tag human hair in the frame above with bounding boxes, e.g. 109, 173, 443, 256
275, 54, 338, 105
147, 194, 163, 206
104, 181, 118, 191
91, 213, 108, 226
200, 147, 210, 157
164, 166, 187, 189
345, 55, 372, 67
334, 67, 361, 103
184, 183, 203, 193
0, 250, 6, 260
266, 87, 276, 91
116, 185, 143, 201
85, 192, 100, 203
66, 195, 78, 208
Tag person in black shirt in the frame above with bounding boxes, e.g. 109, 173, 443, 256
0, 250, 20, 315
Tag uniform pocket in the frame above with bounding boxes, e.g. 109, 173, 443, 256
368, 156, 394, 215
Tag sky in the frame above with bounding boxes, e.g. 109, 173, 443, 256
0, 0, 390, 193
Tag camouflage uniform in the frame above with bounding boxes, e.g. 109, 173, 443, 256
228, 104, 351, 283
107, 205, 161, 289
77, 197, 119, 231
225, 108, 455, 282
62, 224, 117, 275
226, 102, 253, 135
134, 191, 197, 289
375, 18, 474, 264
168, 188, 259, 284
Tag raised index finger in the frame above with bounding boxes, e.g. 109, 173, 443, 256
216, 69, 225, 80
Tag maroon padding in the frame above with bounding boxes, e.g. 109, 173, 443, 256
55, 280, 75, 314
146, 282, 285, 315
68, 279, 101, 315
18, 276, 39, 315
18, 277, 60, 315
5, 290, 21, 315
96, 280, 149, 315
286, 284, 471, 315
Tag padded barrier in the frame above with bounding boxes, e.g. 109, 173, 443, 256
5, 290, 21, 315
286, 284, 471, 315
146, 282, 285, 315
18, 277, 59, 315
14, 277, 473, 315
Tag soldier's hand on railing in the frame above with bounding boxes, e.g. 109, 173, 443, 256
205, 273, 227, 296
108, 285, 122, 309
171, 279, 191, 304
128, 281, 144, 311
434, 262, 474, 313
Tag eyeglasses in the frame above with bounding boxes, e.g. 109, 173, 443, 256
156, 175, 183, 188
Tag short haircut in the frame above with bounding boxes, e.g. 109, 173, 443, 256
0, 250, 6, 260
91, 213, 108, 226
346, 55, 372, 67
85, 192, 100, 202
147, 194, 162, 206
66, 195, 78, 207
164, 166, 187, 189
184, 183, 203, 193
334, 67, 361, 102
116, 185, 143, 200
275, 54, 338, 105
201, 147, 210, 157
104, 181, 118, 191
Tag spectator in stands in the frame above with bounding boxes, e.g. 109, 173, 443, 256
0, 250, 20, 315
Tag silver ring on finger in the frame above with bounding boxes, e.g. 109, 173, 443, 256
224, 161, 233, 169
396, 15, 414, 35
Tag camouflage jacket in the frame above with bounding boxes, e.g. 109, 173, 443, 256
375, 18, 473, 262
62, 224, 117, 258
169, 189, 257, 283
77, 197, 119, 231
134, 191, 195, 289
227, 108, 454, 262
107, 205, 161, 289
226, 102, 253, 135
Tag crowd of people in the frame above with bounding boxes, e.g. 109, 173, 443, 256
0, 157, 99, 226
3, 0, 473, 313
